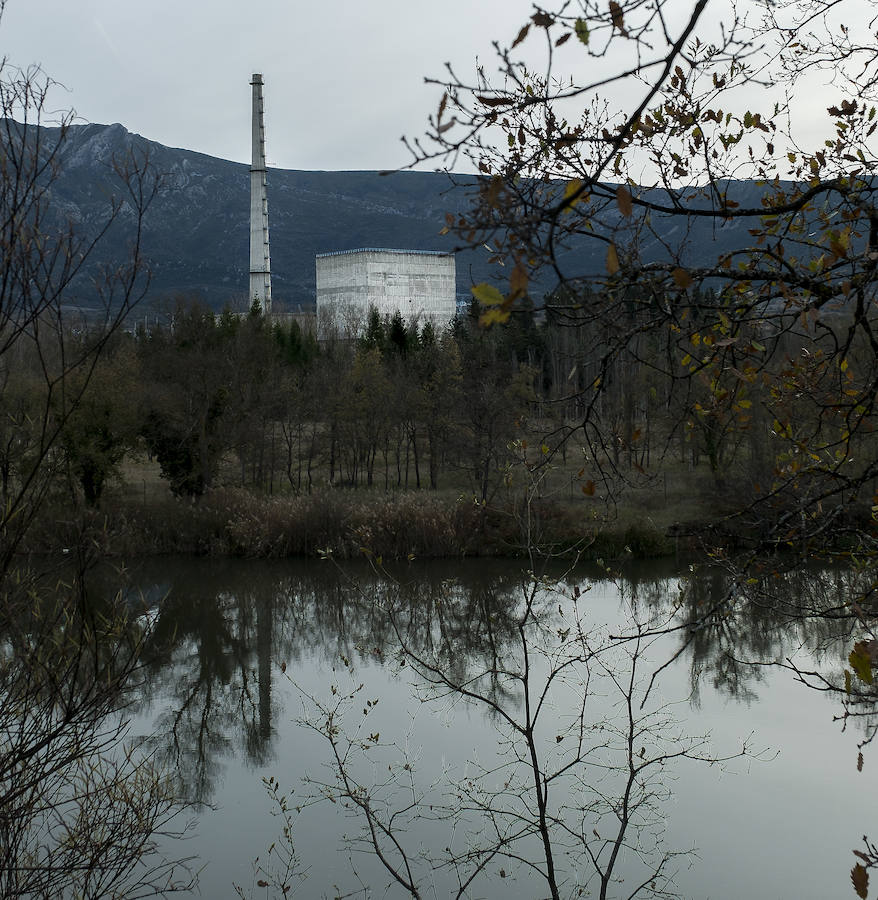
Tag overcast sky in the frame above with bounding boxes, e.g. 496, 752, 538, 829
3, 0, 864, 177
2, 0, 539, 171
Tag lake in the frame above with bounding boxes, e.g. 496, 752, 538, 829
114, 556, 872, 898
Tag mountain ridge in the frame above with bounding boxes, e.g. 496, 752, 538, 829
19, 121, 792, 313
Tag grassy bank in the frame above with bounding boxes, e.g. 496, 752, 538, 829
33, 451, 822, 561
33, 484, 688, 562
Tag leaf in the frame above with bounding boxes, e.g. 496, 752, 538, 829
582, 480, 596, 496
532, 11, 554, 27
606, 243, 620, 275
831, 237, 849, 258
609, 0, 627, 34
852, 863, 868, 899
476, 95, 513, 107
849, 642, 874, 685
471, 283, 505, 306
479, 307, 511, 326
672, 267, 693, 289
564, 178, 584, 205
511, 23, 530, 48
509, 263, 529, 299
858, 751, 864, 772
575, 18, 590, 44
555, 32, 571, 46
616, 184, 633, 217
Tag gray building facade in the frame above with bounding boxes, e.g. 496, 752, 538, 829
316, 248, 456, 337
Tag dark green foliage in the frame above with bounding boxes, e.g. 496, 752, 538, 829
142, 409, 221, 498
274, 319, 318, 367
359, 307, 387, 354
138, 298, 233, 497
388, 310, 410, 358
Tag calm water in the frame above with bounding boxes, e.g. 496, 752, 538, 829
113, 557, 872, 899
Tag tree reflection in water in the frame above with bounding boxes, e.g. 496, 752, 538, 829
128, 560, 528, 806
112, 557, 878, 897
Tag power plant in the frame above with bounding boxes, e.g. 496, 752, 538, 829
249, 73, 272, 313
248, 77, 456, 330
315, 248, 456, 337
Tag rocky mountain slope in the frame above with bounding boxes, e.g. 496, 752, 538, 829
28, 121, 799, 314
41, 122, 485, 312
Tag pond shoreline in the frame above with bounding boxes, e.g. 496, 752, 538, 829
32, 484, 839, 563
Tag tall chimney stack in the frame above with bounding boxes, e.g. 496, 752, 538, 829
249, 73, 272, 314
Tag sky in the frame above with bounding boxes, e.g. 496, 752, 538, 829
1, 0, 538, 172
2, 0, 866, 176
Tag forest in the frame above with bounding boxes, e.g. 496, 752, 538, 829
8, 281, 869, 565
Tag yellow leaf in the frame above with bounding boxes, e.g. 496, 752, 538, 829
850, 642, 874, 685
471, 283, 505, 306
564, 178, 584, 205
841, 358, 849, 373
606, 243, 620, 275
616, 184, 633, 217
479, 307, 511, 326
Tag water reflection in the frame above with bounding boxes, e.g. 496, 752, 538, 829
116, 556, 872, 805
106, 556, 877, 898
122, 560, 531, 803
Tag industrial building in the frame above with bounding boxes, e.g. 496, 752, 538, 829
316, 248, 456, 337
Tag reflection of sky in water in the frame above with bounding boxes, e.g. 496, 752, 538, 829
119, 557, 875, 899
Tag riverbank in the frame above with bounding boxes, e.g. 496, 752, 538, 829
31, 485, 708, 562
34, 458, 863, 562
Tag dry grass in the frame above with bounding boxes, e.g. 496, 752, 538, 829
72, 445, 748, 561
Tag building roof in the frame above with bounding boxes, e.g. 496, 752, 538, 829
315, 248, 453, 259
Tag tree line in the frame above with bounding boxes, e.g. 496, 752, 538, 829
4, 284, 871, 550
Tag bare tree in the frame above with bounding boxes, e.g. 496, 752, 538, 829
0, 14, 196, 896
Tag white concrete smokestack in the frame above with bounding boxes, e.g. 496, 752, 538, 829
250, 73, 272, 314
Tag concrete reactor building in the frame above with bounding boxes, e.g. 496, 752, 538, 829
316, 248, 456, 337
